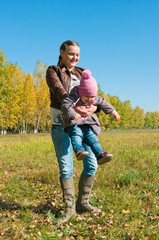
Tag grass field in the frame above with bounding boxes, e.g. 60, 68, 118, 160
0, 129, 159, 240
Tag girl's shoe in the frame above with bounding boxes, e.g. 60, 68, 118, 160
76, 150, 89, 160
97, 152, 113, 165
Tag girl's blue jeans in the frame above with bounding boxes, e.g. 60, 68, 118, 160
66, 125, 104, 158
51, 125, 97, 179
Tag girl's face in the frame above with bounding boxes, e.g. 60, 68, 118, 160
81, 96, 95, 104
60, 45, 80, 70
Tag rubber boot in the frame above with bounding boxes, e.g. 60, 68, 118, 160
58, 177, 76, 223
76, 174, 101, 213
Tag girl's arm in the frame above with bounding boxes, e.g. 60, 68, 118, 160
96, 96, 120, 121
111, 110, 120, 121
61, 96, 81, 120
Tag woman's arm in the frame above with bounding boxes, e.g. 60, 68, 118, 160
61, 96, 97, 120
46, 66, 68, 103
74, 105, 97, 118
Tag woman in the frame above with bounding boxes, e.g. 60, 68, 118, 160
46, 40, 101, 223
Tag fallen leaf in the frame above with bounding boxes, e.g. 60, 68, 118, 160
58, 233, 63, 237
125, 223, 130, 227
108, 214, 112, 217
30, 225, 35, 228
122, 209, 130, 214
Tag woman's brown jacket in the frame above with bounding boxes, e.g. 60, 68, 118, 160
46, 64, 84, 109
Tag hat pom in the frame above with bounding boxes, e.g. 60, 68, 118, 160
82, 69, 91, 79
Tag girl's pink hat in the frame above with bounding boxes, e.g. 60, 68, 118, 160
78, 70, 98, 97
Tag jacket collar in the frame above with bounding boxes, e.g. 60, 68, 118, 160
59, 64, 67, 73
59, 63, 77, 75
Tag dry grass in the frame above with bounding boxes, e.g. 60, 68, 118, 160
0, 129, 159, 239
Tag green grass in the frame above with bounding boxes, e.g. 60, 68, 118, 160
0, 129, 159, 239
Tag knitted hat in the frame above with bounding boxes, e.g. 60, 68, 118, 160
78, 70, 98, 97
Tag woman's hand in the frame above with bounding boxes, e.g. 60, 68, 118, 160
74, 105, 97, 118
72, 113, 82, 120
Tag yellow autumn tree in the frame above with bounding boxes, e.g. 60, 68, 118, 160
133, 106, 145, 129
1, 62, 23, 130
144, 112, 159, 129
109, 96, 122, 129
0, 50, 6, 133
155, 112, 159, 128
33, 60, 50, 132
119, 100, 134, 129
21, 72, 36, 133
97, 86, 112, 129
0, 50, 26, 133
14, 68, 26, 132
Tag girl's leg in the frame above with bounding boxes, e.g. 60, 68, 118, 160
51, 125, 73, 179
82, 125, 113, 165
66, 125, 85, 154
82, 125, 104, 158
66, 125, 89, 160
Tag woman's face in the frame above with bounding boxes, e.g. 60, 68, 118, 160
60, 45, 80, 70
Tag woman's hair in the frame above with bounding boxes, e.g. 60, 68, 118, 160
58, 40, 79, 65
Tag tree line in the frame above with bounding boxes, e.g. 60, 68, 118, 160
0, 49, 158, 134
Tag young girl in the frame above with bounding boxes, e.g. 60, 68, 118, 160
61, 69, 120, 165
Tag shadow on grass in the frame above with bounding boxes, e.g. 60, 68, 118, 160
0, 197, 61, 217
0, 198, 23, 210
32, 200, 60, 217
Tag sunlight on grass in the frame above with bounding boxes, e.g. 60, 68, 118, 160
0, 130, 159, 239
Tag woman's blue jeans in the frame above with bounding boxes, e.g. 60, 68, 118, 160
51, 125, 97, 179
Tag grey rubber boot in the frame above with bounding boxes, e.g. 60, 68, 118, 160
76, 174, 101, 213
58, 177, 76, 223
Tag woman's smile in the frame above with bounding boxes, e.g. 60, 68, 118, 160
60, 45, 80, 70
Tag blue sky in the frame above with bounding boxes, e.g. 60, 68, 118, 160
0, 0, 159, 113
